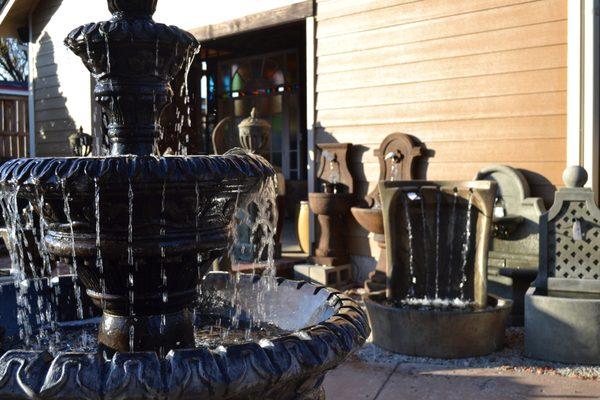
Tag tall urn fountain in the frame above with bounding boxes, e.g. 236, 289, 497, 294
0, 1, 368, 398
295, 144, 355, 288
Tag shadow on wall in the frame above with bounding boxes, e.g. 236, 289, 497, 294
33, 7, 78, 157
515, 170, 555, 208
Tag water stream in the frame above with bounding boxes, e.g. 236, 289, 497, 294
61, 181, 85, 321
399, 187, 476, 309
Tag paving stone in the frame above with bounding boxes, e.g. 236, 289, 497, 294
376, 363, 600, 400
323, 359, 396, 400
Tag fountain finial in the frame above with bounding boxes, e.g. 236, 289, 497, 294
563, 165, 588, 188
108, 0, 157, 18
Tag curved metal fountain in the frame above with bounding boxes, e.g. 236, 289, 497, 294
364, 180, 512, 358
0, 1, 368, 398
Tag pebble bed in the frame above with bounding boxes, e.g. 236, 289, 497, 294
343, 288, 600, 380
354, 327, 600, 380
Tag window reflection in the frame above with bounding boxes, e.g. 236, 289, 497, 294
214, 50, 302, 179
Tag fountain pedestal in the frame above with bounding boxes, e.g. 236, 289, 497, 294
309, 192, 354, 265
98, 310, 194, 353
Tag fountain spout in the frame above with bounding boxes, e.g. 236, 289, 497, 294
385, 151, 403, 181
384, 151, 399, 162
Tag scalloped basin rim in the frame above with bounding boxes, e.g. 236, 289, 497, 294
0, 153, 276, 188
0, 272, 369, 399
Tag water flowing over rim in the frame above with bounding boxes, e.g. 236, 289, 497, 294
0, 273, 369, 399
0, 152, 276, 188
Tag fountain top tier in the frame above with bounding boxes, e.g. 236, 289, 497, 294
65, 0, 198, 156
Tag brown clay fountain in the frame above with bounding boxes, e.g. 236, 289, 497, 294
295, 144, 355, 287
350, 133, 424, 292
309, 143, 355, 266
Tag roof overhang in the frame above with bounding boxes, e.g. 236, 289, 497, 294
190, 0, 314, 42
0, 0, 39, 39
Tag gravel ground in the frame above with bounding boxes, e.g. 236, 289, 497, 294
343, 288, 600, 381
354, 327, 600, 380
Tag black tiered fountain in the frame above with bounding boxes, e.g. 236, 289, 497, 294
0, 1, 368, 398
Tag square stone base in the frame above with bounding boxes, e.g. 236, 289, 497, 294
293, 264, 353, 288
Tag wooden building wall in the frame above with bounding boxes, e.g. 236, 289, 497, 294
0, 95, 28, 160
314, 0, 568, 258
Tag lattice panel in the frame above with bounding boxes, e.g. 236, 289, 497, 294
548, 201, 600, 280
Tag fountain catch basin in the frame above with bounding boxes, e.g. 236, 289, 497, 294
0, 272, 369, 399
364, 291, 511, 358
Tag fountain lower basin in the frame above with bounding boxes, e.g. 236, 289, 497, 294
364, 291, 511, 358
0, 272, 369, 399
525, 287, 600, 365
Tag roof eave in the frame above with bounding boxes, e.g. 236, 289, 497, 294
0, 0, 38, 39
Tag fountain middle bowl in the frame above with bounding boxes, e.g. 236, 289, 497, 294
0, 152, 276, 352
0, 272, 369, 400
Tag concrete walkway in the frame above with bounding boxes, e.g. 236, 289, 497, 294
324, 358, 600, 400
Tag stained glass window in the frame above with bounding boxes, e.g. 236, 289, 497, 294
215, 50, 302, 179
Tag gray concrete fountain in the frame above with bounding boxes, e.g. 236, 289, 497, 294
525, 166, 600, 365
475, 165, 545, 325
364, 180, 512, 358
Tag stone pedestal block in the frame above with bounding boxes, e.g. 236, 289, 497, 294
294, 264, 353, 288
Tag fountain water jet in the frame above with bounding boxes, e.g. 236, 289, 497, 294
0, 1, 368, 398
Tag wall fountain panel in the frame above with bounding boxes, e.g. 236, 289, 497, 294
380, 181, 496, 307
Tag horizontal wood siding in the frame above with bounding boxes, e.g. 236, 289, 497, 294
315, 0, 568, 257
